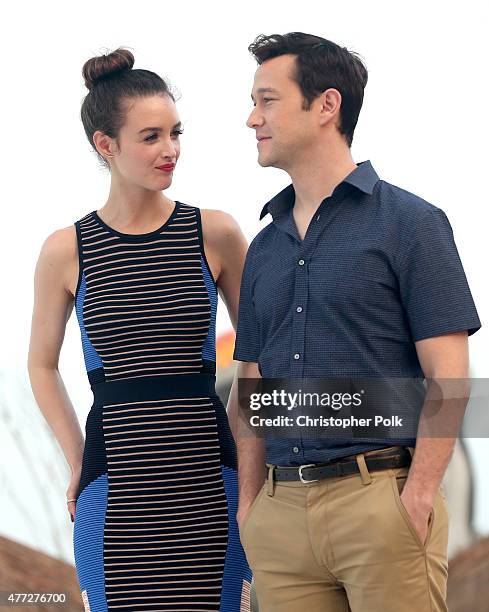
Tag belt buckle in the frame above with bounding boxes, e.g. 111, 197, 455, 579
298, 463, 319, 484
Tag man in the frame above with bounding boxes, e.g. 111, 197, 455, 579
230, 32, 481, 611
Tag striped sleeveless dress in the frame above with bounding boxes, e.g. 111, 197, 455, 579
72, 201, 252, 612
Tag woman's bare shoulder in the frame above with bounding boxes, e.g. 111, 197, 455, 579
40, 225, 77, 260
199, 208, 245, 246
37, 225, 78, 296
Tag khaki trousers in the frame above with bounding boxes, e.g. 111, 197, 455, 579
239, 447, 449, 612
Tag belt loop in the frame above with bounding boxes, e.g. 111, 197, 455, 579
267, 464, 276, 497
356, 453, 372, 485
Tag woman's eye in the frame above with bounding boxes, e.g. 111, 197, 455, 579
145, 129, 183, 142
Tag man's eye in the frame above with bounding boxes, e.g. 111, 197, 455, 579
263, 98, 274, 103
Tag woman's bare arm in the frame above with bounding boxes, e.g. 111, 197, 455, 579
200, 208, 250, 440
200, 209, 266, 526
27, 225, 85, 518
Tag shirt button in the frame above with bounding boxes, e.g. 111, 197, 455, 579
292, 446, 300, 453
296, 306, 303, 313
294, 353, 300, 360
298, 259, 305, 266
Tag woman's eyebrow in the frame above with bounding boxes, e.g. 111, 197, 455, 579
138, 121, 182, 134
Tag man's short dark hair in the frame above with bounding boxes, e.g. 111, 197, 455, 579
248, 32, 368, 147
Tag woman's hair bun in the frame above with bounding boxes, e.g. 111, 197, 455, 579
82, 47, 135, 91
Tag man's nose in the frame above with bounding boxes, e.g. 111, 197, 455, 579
246, 107, 263, 129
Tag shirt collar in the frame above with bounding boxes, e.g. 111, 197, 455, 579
259, 160, 380, 221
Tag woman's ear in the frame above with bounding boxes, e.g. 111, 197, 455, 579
93, 130, 117, 159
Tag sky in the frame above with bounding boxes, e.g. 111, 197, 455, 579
0, 0, 488, 560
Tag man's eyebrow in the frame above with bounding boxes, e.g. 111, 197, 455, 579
251, 87, 280, 99
138, 121, 182, 134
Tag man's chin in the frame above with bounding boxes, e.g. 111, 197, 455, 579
257, 154, 275, 168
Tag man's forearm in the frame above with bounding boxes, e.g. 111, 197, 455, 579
237, 435, 266, 509
405, 375, 470, 504
406, 334, 470, 506
226, 365, 267, 510
404, 436, 455, 504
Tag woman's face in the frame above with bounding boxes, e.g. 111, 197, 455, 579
102, 93, 182, 191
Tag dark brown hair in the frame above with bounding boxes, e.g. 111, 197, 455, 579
80, 47, 175, 169
248, 33, 368, 147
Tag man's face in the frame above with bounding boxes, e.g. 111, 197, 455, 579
247, 54, 319, 170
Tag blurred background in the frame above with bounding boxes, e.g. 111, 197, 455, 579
1, 0, 488, 609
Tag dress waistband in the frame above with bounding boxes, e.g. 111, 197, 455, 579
91, 373, 217, 405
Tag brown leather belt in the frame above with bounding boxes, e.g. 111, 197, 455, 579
269, 447, 412, 483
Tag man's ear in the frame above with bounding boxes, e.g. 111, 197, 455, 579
317, 88, 342, 127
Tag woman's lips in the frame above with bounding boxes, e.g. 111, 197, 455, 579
156, 164, 175, 172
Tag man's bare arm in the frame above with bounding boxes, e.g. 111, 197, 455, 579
401, 330, 470, 543
227, 360, 266, 529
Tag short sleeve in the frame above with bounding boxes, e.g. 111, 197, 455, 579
398, 208, 481, 341
233, 240, 261, 362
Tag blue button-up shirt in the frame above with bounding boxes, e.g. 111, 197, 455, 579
233, 160, 481, 466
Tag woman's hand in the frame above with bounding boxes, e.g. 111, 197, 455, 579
67, 468, 81, 523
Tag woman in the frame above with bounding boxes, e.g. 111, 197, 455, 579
28, 47, 253, 611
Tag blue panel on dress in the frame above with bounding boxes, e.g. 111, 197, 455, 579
73, 472, 108, 612
220, 465, 253, 611
201, 256, 217, 361
76, 273, 103, 372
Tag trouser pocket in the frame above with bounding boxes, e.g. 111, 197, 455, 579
239, 484, 266, 542
390, 472, 435, 551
